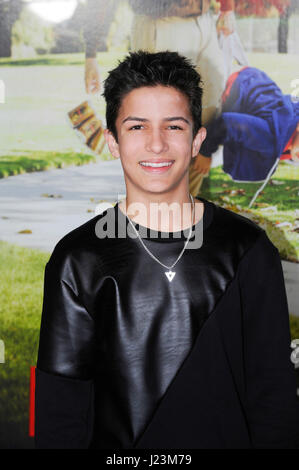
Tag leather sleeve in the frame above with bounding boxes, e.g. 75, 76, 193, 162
35, 257, 96, 448
37, 259, 96, 379
239, 231, 299, 449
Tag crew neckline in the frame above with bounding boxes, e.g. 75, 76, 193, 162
115, 196, 214, 241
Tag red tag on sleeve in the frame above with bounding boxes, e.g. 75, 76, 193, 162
29, 366, 36, 437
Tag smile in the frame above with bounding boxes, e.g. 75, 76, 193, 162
139, 161, 174, 174
139, 161, 174, 167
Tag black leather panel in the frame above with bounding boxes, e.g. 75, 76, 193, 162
37, 197, 263, 448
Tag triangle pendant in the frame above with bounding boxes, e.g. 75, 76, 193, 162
165, 270, 176, 282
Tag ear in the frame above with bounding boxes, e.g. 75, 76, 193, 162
104, 128, 120, 159
191, 127, 207, 158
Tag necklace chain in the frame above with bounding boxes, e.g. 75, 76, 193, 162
125, 195, 195, 271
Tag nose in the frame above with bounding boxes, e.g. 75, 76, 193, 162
145, 129, 168, 154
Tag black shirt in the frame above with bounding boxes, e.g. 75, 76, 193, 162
35, 197, 299, 449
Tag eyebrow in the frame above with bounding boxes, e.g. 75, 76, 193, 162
122, 116, 191, 125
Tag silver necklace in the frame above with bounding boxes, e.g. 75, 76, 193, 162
124, 195, 195, 282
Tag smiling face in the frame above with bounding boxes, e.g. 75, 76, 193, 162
104, 85, 206, 200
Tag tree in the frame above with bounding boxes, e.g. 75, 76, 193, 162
278, 0, 298, 52
0, 0, 23, 57
278, 4, 290, 52
12, 6, 54, 55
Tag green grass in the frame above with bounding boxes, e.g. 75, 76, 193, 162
0, 150, 102, 178
0, 239, 299, 436
200, 161, 299, 262
0, 241, 49, 436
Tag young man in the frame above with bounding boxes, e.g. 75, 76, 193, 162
35, 51, 299, 449
84, 0, 237, 188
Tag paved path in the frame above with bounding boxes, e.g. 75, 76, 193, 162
0, 159, 126, 253
0, 159, 298, 316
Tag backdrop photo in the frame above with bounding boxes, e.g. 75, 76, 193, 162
0, 0, 299, 449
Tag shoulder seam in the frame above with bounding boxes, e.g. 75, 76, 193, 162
46, 257, 94, 321
61, 277, 94, 321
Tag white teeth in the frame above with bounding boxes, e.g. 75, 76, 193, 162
140, 162, 173, 167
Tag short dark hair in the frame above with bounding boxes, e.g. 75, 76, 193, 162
102, 50, 203, 141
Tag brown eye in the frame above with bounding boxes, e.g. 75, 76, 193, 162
129, 125, 143, 130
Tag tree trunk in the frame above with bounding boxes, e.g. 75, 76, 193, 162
0, 4, 12, 57
278, 6, 290, 53
0, 0, 23, 57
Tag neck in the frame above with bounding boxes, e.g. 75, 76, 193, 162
119, 191, 201, 233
